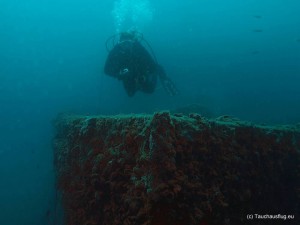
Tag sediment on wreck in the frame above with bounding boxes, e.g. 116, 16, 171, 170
53, 112, 300, 225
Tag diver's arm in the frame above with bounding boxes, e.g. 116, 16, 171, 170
104, 44, 130, 79
105, 42, 137, 81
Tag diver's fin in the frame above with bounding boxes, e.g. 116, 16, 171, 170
160, 76, 179, 96
157, 64, 178, 96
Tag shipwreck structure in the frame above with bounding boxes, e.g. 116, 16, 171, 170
54, 112, 300, 225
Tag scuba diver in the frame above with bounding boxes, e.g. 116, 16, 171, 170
104, 30, 178, 97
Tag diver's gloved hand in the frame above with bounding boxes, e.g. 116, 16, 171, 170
117, 68, 131, 80
160, 76, 179, 96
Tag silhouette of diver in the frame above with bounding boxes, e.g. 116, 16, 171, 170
104, 30, 178, 97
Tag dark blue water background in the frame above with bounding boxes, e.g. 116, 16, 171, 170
0, 0, 299, 224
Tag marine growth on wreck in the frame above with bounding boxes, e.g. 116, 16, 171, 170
53, 112, 300, 225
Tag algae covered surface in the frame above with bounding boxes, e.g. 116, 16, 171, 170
54, 112, 300, 225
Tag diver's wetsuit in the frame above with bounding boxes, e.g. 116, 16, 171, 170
104, 40, 158, 96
